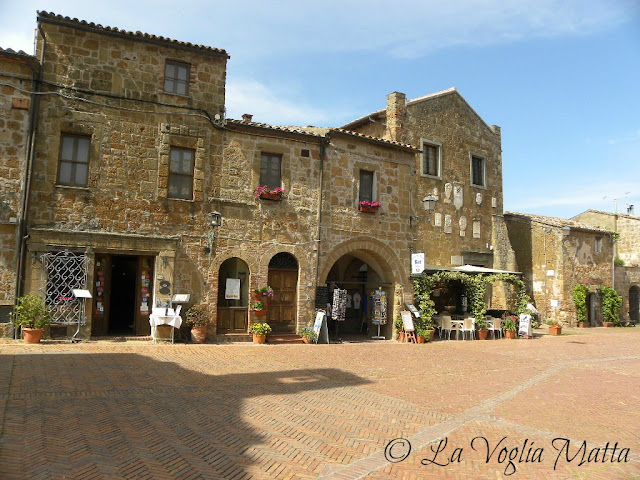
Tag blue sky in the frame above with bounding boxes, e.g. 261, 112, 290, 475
1, 0, 638, 219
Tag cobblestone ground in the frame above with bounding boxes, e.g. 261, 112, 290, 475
0, 327, 638, 479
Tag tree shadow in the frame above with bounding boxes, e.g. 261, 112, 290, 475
0, 352, 371, 479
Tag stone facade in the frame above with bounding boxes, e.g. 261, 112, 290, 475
2, 12, 518, 339
0, 48, 37, 324
572, 209, 640, 322
505, 212, 614, 325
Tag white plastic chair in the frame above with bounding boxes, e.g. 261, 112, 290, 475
462, 317, 475, 340
485, 316, 497, 339
493, 317, 502, 339
441, 315, 452, 339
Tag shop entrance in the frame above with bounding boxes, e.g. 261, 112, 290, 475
91, 254, 154, 336
217, 257, 249, 334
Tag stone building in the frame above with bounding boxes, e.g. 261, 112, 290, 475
1, 12, 518, 340
0, 47, 38, 327
572, 209, 640, 323
504, 212, 615, 325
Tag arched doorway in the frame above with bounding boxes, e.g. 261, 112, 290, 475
217, 258, 249, 333
587, 292, 598, 327
267, 253, 298, 333
630, 286, 639, 323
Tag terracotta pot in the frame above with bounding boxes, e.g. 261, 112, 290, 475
578, 322, 588, 328
302, 337, 313, 344
253, 309, 267, 318
253, 334, 267, 344
505, 330, 516, 339
190, 325, 207, 344
417, 336, 426, 344
23, 327, 44, 344
549, 326, 562, 336
477, 329, 489, 340
426, 329, 435, 342
359, 205, 378, 213
603, 322, 614, 328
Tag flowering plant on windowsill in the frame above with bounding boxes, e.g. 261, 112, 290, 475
254, 185, 286, 200
358, 201, 381, 212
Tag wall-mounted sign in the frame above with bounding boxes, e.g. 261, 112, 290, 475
225, 278, 240, 300
411, 252, 425, 274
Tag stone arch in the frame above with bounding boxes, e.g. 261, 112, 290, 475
319, 237, 407, 287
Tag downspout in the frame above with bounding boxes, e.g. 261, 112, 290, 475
15, 24, 46, 306
314, 135, 329, 289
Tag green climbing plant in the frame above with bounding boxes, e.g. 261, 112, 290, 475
598, 285, 622, 324
572, 283, 588, 323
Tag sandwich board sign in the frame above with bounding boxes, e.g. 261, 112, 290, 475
401, 310, 415, 332
519, 314, 532, 338
313, 311, 329, 344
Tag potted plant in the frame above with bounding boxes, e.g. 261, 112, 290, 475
599, 286, 621, 328
251, 299, 268, 317
185, 303, 209, 343
475, 317, 489, 340
253, 286, 274, 301
502, 316, 518, 339
300, 326, 317, 344
11, 294, 52, 344
546, 320, 562, 336
358, 201, 381, 213
249, 321, 272, 344
572, 284, 589, 328
254, 185, 286, 201
394, 315, 405, 342
423, 317, 436, 342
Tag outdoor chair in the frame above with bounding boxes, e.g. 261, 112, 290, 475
492, 317, 502, 339
485, 316, 498, 339
440, 314, 452, 339
461, 317, 475, 340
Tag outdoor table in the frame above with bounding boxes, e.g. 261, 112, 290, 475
149, 312, 182, 343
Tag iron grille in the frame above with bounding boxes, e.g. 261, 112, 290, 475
41, 250, 89, 325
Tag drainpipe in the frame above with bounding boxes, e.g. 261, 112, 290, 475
314, 135, 329, 289
14, 25, 45, 338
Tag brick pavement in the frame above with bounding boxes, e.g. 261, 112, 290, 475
0, 327, 638, 479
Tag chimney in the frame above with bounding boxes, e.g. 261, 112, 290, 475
242, 113, 253, 123
386, 92, 407, 143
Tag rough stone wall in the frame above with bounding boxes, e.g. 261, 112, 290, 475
615, 266, 640, 322
0, 53, 35, 308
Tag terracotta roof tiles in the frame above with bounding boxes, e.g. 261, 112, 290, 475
505, 211, 613, 234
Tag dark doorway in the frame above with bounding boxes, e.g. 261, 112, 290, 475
587, 292, 598, 327
109, 256, 138, 334
630, 286, 639, 323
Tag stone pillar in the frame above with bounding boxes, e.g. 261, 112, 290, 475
386, 92, 407, 143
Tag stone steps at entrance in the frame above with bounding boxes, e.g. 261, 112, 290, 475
267, 334, 304, 344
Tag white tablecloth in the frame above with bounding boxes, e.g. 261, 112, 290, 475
149, 314, 182, 329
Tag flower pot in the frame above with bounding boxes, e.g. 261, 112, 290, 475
358, 205, 378, 213
190, 325, 207, 344
603, 322, 614, 328
426, 329, 435, 342
259, 191, 282, 201
548, 326, 562, 336
23, 327, 44, 344
504, 330, 516, 339
417, 335, 426, 344
253, 333, 267, 344
302, 337, 313, 344
578, 322, 588, 328
398, 332, 405, 343
253, 309, 267, 318
477, 329, 489, 340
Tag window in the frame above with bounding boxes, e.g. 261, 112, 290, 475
168, 147, 194, 200
359, 170, 374, 203
421, 140, 441, 177
164, 61, 189, 95
58, 134, 90, 187
259, 153, 282, 189
595, 237, 602, 253
471, 155, 485, 187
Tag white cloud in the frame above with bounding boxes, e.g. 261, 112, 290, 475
225, 79, 332, 126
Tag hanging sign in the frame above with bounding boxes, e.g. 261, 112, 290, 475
225, 278, 240, 300
411, 252, 425, 274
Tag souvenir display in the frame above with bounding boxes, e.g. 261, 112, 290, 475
371, 289, 387, 325
332, 288, 347, 322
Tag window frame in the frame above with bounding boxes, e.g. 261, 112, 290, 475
168, 147, 195, 200
259, 152, 283, 189
164, 60, 190, 96
358, 169, 376, 204
595, 237, 603, 254
420, 138, 442, 178
57, 134, 91, 187
470, 153, 486, 188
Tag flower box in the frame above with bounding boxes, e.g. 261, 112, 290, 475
255, 186, 285, 201
358, 201, 381, 213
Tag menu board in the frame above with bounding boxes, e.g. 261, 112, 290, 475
315, 286, 330, 308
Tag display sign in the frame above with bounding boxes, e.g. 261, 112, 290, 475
519, 314, 532, 338
225, 278, 240, 300
172, 294, 190, 303
411, 252, 425, 274
404, 302, 421, 318
314, 286, 330, 308
72, 289, 92, 299
401, 311, 415, 332
313, 311, 329, 344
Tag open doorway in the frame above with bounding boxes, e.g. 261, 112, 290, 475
109, 256, 138, 334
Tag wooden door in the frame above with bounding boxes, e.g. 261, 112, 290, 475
134, 256, 154, 336
630, 287, 639, 323
91, 254, 111, 336
218, 307, 248, 333
267, 269, 297, 333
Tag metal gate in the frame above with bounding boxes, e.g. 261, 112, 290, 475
41, 250, 90, 325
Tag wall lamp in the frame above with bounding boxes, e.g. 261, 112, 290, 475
205, 211, 222, 256
410, 194, 437, 227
